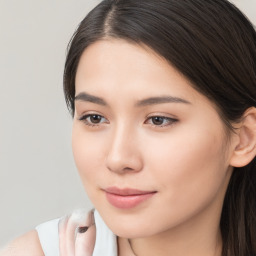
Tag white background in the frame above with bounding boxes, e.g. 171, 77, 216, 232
0, 0, 255, 247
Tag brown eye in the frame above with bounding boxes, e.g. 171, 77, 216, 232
78, 114, 108, 126
145, 116, 178, 127
89, 115, 102, 124
151, 116, 165, 125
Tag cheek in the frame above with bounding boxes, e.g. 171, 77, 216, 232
146, 124, 225, 170
72, 125, 105, 188
144, 124, 228, 208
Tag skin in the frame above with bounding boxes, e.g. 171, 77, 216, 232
72, 39, 238, 256
0, 230, 44, 256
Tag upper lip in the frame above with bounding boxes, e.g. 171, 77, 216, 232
104, 187, 157, 196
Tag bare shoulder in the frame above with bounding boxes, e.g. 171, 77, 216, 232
0, 230, 44, 256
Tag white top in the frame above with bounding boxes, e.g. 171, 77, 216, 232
35, 210, 117, 256
35, 218, 59, 256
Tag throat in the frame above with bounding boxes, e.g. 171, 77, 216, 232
118, 230, 222, 256
118, 237, 137, 256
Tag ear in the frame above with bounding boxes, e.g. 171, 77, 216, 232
229, 107, 256, 167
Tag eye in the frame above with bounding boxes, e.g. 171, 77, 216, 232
78, 114, 108, 126
145, 116, 178, 127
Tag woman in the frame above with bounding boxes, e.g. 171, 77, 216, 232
2, 0, 256, 255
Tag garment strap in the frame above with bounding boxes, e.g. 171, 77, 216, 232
35, 218, 60, 256
93, 210, 117, 256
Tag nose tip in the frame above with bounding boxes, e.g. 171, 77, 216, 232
105, 134, 143, 174
106, 155, 142, 174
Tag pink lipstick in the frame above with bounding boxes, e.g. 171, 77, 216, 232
104, 187, 156, 209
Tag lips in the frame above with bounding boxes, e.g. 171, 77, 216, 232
104, 187, 157, 209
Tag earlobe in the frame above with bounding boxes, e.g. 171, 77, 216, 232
229, 107, 256, 168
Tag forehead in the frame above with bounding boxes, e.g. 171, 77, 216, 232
76, 39, 171, 81
76, 40, 191, 93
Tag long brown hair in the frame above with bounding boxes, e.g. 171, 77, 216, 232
63, 0, 256, 255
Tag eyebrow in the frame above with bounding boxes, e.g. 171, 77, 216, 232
135, 96, 191, 106
75, 92, 107, 106
74, 92, 191, 106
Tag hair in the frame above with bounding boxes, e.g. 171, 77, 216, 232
63, 0, 256, 255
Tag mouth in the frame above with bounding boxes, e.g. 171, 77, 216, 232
103, 187, 157, 209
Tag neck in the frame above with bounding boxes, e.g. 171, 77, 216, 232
129, 226, 222, 256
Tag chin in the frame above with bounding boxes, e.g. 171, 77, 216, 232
111, 224, 153, 239
96, 208, 160, 239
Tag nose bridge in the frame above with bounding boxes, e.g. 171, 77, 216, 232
106, 121, 142, 173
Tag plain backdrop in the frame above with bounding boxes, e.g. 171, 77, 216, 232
0, 0, 255, 247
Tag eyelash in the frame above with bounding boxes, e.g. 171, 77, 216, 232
78, 114, 178, 128
145, 116, 178, 127
78, 114, 108, 127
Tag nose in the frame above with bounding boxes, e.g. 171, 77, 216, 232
105, 125, 143, 174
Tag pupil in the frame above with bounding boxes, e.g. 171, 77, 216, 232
91, 115, 101, 123
153, 117, 164, 125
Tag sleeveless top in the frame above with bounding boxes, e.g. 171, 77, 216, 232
35, 209, 118, 256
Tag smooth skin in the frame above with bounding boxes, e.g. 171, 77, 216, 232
0, 230, 44, 256
2, 39, 256, 256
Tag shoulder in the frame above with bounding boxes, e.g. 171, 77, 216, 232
0, 230, 44, 256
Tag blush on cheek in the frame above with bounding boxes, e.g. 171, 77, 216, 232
147, 126, 227, 195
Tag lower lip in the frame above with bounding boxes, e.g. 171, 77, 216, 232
105, 192, 156, 209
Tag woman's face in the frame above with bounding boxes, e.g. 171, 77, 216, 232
72, 39, 234, 238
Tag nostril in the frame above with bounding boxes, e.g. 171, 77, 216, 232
106, 160, 143, 174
